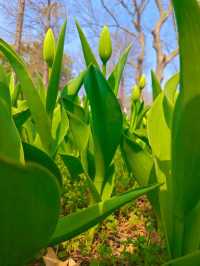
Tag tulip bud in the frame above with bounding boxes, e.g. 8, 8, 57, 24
132, 85, 141, 101
139, 74, 146, 89
99, 26, 112, 65
43, 28, 56, 68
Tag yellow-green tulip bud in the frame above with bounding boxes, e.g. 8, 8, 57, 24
132, 85, 141, 101
43, 28, 56, 68
99, 26, 112, 65
139, 74, 146, 89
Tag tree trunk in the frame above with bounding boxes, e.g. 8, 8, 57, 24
15, 0, 26, 54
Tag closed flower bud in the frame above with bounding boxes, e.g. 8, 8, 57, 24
139, 74, 146, 89
99, 26, 112, 64
43, 28, 56, 67
132, 85, 141, 101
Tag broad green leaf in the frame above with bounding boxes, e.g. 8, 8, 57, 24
51, 105, 69, 154
121, 134, 160, 216
75, 20, 99, 67
170, 0, 200, 257
56, 105, 69, 148
164, 73, 179, 107
101, 164, 115, 201
49, 183, 158, 245
12, 99, 28, 115
151, 70, 162, 100
0, 38, 52, 153
108, 44, 132, 95
147, 93, 172, 161
136, 105, 150, 129
84, 65, 123, 194
61, 70, 85, 98
62, 97, 87, 123
147, 92, 174, 255
67, 112, 90, 153
46, 20, 67, 117
0, 65, 11, 109
61, 154, 83, 179
163, 250, 200, 266
0, 158, 60, 266
9, 71, 15, 103
0, 98, 24, 163
13, 109, 31, 130
121, 134, 154, 187
35, 73, 46, 106
23, 142, 62, 187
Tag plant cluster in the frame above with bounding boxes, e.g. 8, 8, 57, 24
0, 1, 200, 266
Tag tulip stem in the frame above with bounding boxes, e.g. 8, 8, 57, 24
102, 63, 106, 77
48, 67, 52, 80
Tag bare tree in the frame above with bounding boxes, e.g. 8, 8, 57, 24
152, 0, 178, 81
71, 0, 178, 92
15, 0, 26, 53
0, 0, 72, 84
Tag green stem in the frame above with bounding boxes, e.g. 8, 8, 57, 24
102, 63, 107, 77
48, 67, 52, 80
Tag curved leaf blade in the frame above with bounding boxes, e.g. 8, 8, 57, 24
84, 65, 123, 193
49, 183, 159, 245
75, 20, 99, 67
108, 44, 132, 95
0, 38, 52, 153
0, 157, 60, 266
46, 20, 67, 117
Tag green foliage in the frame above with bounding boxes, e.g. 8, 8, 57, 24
151, 70, 162, 100
75, 20, 99, 67
0, 158, 60, 266
50, 184, 159, 245
108, 44, 132, 96
0, 38, 53, 154
84, 65, 123, 195
0, 19, 161, 266
46, 20, 67, 118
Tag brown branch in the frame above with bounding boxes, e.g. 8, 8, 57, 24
100, 0, 136, 37
152, 0, 178, 81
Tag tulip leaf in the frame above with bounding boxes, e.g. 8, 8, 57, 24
46, 20, 67, 117
62, 70, 86, 98
75, 20, 99, 67
0, 38, 52, 153
163, 250, 200, 266
121, 134, 160, 216
0, 98, 24, 163
62, 97, 87, 123
13, 109, 31, 130
49, 183, 159, 245
147, 93, 172, 161
164, 73, 179, 107
0, 158, 60, 266
61, 154, 83, 179
84, 65, 123, 194
108, 44, 132, 95
151, 70, 162, 100
67, 112, 90, 153
169, 0, 200, 257
51, 105, 69, 154
23, 142, 62, 187
0, 65, 11, 110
